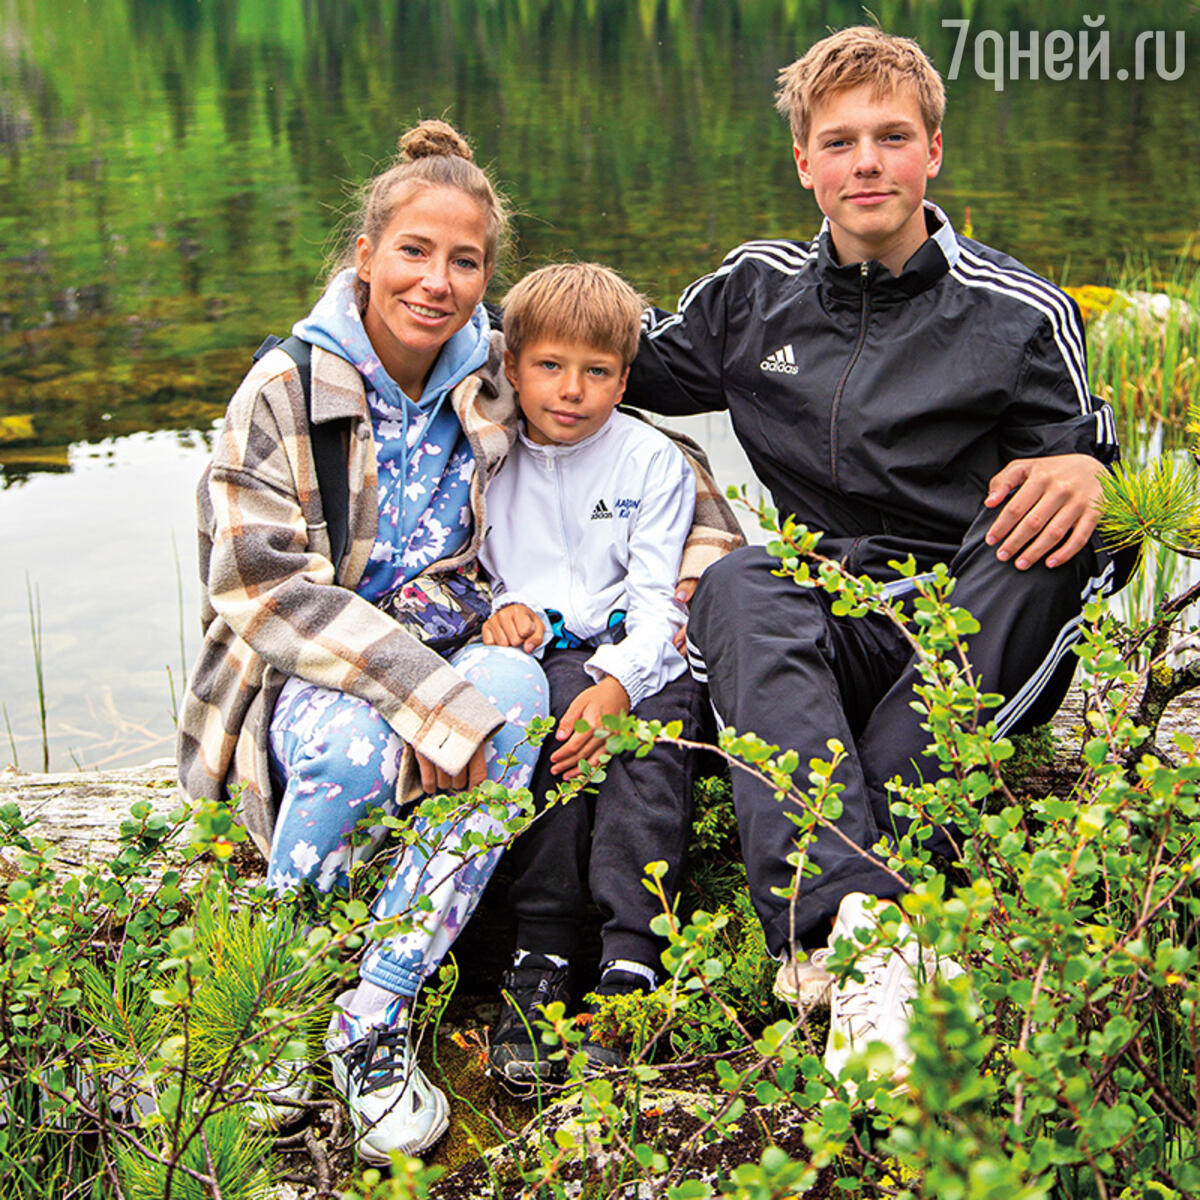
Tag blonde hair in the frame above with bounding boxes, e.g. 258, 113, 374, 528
775, 26, 945, 146
331, 119, 509, 306
503, 263, 646, 366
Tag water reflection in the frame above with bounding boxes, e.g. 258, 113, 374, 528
1, 0, 1196, 766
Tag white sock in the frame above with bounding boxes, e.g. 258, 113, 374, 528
602, 959, 658, 989
514, 948, 569, 968
344, 980, 410, 1023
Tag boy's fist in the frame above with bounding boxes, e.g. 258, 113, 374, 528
482, 603, 545, 653
549, 674, 631, 780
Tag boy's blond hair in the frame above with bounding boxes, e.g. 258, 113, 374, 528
503, 262, 646, 366
775, 26, 945, 147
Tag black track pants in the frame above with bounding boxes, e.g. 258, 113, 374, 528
508, 649, 708, 967
688, 506, 1118, 956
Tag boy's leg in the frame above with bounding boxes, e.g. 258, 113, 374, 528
587, 669, 709, 969
507, 648, 601, 959
687, 546, 913, 956
858, 508, 1119, 849
490, 649, 594, 1089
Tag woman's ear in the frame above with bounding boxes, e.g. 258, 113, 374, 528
355, 235, 373, 282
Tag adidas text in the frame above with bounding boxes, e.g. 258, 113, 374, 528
591, 499, 613, 520
760, 344, 798, 374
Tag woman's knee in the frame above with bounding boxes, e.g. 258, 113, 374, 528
451, 644, 550, 723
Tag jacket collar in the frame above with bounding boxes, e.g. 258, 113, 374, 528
815, 201, 959, 305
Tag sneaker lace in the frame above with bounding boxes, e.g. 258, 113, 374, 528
343, 1025, 412, 1096
836, 950, 892, 1040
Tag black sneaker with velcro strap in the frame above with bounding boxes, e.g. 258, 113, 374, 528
487, 953, 572, 1093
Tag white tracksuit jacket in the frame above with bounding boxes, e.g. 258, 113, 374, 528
478, 410, 694, 709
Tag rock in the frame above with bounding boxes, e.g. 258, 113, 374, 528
0, 758, 182, 866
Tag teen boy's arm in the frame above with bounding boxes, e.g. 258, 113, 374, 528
981, 301, 1119, 571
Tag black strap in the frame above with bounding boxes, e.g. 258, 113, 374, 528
253, 334, 351, 573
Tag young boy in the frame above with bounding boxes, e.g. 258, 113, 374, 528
624, 26, 1128, 1089
477, 262, 710, 1089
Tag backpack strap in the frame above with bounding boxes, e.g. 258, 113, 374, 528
252, 334, 351, 573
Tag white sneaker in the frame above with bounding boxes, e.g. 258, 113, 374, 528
823, 893, 963, 1094
242, 1051, 312, 1130
324, 991, 449, 1163
772, 947, 834, 1012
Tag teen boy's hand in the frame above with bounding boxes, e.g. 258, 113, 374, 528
482, 604, 545, 653
550, 675, 631, 780
984, 453, 1104, 570
671, 580, 697, 652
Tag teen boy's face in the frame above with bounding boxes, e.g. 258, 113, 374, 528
794, 82, 942, 276
505, 339, 629, 446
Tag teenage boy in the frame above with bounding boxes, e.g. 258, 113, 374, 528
625, 26, 1127, 1088
477, 262, 715, 1090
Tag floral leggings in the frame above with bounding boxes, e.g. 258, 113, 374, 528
267, 644, 549, 998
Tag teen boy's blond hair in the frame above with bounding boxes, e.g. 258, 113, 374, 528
775, 25, 946, 146
503, 262, 646, 366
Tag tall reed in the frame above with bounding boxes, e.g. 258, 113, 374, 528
24, 575, 48, 773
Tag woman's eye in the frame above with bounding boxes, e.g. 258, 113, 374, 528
454, 256, 481, 271
400, 244, 424, 258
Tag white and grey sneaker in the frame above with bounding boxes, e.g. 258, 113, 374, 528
823, 892, 963, 1095
325, 991, 449, 1163
241, 1049, 312, 1130
772, 947, 834, 1013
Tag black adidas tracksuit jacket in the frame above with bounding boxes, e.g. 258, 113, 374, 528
626, 204, 1126, 951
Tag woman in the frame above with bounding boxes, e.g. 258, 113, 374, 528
178, 119, 739, 1162
178, 121, 549, 1162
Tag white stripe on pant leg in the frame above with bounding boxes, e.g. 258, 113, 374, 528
685, 634, 709, 683
993, 559, 1115, 735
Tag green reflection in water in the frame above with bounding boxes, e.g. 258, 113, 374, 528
0, 0, 1197, 480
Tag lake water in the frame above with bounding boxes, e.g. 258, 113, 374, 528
1, 0, 1197, 769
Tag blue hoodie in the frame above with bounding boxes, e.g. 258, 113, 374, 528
293, 269, 489, 601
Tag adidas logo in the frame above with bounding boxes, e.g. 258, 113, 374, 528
760, 343, 798, 374
591, 499, 613, 520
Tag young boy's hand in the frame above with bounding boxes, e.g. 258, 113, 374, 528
550, 675, 631, 779
482, 604, 545, 653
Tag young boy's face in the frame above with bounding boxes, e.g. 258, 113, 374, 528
793, 81, 942, 275
505, 339, 629, 446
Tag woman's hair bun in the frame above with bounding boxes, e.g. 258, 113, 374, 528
397, 119, 474, 163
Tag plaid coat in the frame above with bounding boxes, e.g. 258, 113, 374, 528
177, 332, 742, 852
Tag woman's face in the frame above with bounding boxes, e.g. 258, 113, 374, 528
356, 185, 492, 395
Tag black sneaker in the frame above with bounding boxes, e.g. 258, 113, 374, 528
581, 964, 654, 1072
487, 953, 571, 1093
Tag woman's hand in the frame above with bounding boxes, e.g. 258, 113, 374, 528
549, 675, 631, 780
414, 744, 488, 793
482, 604, 545, 653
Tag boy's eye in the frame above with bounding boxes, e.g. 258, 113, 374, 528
587, 365, 612, 378
537, 360, 561, 371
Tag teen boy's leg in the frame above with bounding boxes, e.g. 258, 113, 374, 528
857, 504, 1121, 851
687, 546, 912, 955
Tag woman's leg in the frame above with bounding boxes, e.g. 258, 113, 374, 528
266, 675, 405, 894
359, 644, 549, 998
